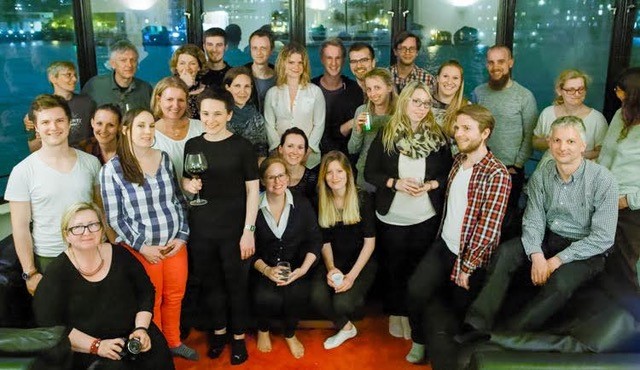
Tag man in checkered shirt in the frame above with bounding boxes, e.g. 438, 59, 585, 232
405, 104, 511, 364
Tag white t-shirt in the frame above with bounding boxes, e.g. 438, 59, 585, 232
153, 119, 204, 183
377, 154, 436, 226
442, 165, 473, 256
4, 149, 101, 257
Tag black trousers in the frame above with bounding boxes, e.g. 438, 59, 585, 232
188, 235, 250, 335
310, 261, 377, 329
407, 238, 485, 344
501, 167, 524, 241
377, 216, 439, 315
465, 231, 606, 332
253, 273, 310, 338
606, 208, 640, 292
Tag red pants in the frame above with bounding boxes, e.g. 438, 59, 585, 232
126, 245, 188, 348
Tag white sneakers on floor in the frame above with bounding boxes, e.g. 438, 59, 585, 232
323, 325, 358, 350
389, 315, 403, 338
406, 342, 425, 363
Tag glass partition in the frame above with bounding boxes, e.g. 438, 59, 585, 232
0, 0, 78, 196
408, 0, 500, 97
305, 0, 393, 78
90, 0, 187, 87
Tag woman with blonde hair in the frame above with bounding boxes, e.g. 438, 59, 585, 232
168, 44, 208, 119
348, 68, 398, 192
432, 60, 469, 138
532, 69, 607, 167
34, 202, 174, 369
100, 108, 196, 360
365, 81, 452, 343
310, 151, 376, 349
151, 76, 204, 184
264, 42, 325, 168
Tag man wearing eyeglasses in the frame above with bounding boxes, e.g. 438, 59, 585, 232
348, 42, 377, 91
471, 44, 538, 240
5, 94, 101, 295
390, 31, 434, 93
312, 38, 364, 155
25, 61, 97, 152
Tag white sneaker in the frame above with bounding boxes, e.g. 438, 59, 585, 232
400, 316, 411, 340
405, 342, 425, 364
323, 326, 357, 349
389, 315, 403, 338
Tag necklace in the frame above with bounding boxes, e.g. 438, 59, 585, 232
69, 246, 104, 277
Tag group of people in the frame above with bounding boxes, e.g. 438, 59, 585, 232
5, 26, 639, 370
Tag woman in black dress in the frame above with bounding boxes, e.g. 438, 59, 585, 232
33, 202, 173, 370
310, 151, 377, 350
182, 88, 259, 364
252, 156, 322, 359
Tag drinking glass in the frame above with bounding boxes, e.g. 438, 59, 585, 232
185, 152, 208, 206
276, 261, 291, 282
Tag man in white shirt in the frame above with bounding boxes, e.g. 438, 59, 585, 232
5, 94, 101, 295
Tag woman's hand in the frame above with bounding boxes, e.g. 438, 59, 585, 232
178, 69, 196, 88
411, 180, 439, 197
97, 338, 125, 360
139, 245, 166, 264
182, 178, 202, 195
262, 265, 283, 284
129, 329, 151, 353
353, 112, 368, 133
278, 267, 307, 286
325, 268, 343, 289
239, 231, 255, 260
163, 239, 186, 258
395, 178, 423, 195
334, 273, 355, 293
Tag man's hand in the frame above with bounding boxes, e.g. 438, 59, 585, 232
455, 271, 470, 290
619, 195, 629, 210
26, 273, 43, 296
546, 256, 563, 276
530, 253, 549, 286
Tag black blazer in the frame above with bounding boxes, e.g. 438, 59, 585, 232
364, 130, 453, 217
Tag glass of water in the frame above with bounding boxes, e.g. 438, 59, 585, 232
276, 261, 291, 282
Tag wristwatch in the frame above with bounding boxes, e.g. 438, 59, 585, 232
244, 224, 256, 232
21, 269, 38, 281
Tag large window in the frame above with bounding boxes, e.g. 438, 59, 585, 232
629, 10, 640, 67
0, 0, 78, 196
202, 0, 290, 67
305, 0, 393, 78
91, 0, 187, 86
409, 0, 499, 96
513, 0, 615, 111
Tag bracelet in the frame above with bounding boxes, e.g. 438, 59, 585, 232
133, 326, 148, 333
262, 265, 269, 275
89, 338, 101, 355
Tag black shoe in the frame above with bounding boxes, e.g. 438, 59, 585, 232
207, 333, 227, 359
454, 327, 490, 345
230, 339, 248, 365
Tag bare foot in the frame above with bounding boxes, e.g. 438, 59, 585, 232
285, 335, 304, 359
257, 331, 272, 353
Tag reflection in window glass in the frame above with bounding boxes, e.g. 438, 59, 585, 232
410, 0, 498, 96
91, 0, 187, 87
629, 12, 640, 68
203, 0, 290, 67
513, 1, 614, 111
305, 0, 392, 78
0, 0, 77, 195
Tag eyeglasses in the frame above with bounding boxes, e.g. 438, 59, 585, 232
349, 57, 371, 65
561, 87, 585, 95
397, 47, 417, 54
410, 98, 431, 109
67, 222, 102, 236
266, 173, 288, 182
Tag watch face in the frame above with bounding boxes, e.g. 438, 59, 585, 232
21, 272, 29, 280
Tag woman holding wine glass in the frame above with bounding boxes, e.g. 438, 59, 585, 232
252, 156, 321, 359
182, 89, 260, 364
184, 153, 208, 206
100, 108, 196, 360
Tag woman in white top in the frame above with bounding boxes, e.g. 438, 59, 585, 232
532, 69, 608, 167
151, 76, 204, 182
264, 42, 325, 169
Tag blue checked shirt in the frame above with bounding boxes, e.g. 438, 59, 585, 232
521, 159, 618, 264
100, 151, 189, 251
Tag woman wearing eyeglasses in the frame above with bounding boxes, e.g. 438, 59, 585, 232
532, 69, 608, 167
364, 81, 452, 341
34, 202, 174, 370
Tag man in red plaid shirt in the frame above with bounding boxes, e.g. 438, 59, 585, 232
405, 104, 511, 364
